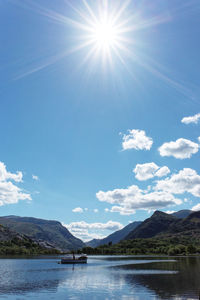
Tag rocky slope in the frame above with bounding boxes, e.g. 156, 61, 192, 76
0, 216, 85, 251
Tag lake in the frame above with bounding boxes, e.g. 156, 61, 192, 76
0, 255, 199, 299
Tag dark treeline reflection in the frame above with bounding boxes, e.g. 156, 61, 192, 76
111, 257, 200, 299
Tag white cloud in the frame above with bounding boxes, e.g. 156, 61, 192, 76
32, 175, 39, 180
66, 220, 123, 231
96, 185, 182, 215
192, 203, 200, 211
0, 162, 23, 182
93, 209, 99, 213
133, 162, 170, 181
109, 206, 136, 215
72, 207, 83, 213
166, 210, 175, 214
0, 162, 31, 206
181, 113, 200, 124
122, 129, 153, 151
64, 220, 123, 241
155, 168, 200, 197
155, 166, 170, 177
158, 138, 199, 159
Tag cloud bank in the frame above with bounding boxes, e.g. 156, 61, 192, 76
155, 168, 200, 197
96, 164, 200, 215
96, 184, 182, 215
64, 220, 123, 241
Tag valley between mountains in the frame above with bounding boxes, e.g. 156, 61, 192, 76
0, 209, 200, 255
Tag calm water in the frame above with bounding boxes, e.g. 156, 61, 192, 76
0, 255, 199, 299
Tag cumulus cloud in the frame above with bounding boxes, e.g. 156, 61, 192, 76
0, 162, 23, 182
158, 138, 199, 159
192, 203, 200, 211
0, 162, 31, 206
32, 175, 39, 180
93, 209, 99, 213
181, 113, 200, 125
155, 168, 200, 197
96, 185, 182, 215
72, 207, 83, 213
122, 129, 153, 151
64, 220, 123, 241
63, 226, 105, 241
133, 162, 170, 181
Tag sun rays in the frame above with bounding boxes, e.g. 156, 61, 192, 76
66, 0, 135, 67
11, 0, 196, 99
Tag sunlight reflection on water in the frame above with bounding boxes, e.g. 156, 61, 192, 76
0, 256, 199, 299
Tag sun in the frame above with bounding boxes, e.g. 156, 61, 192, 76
67, 0, 133, 66
92, 21, 118, 49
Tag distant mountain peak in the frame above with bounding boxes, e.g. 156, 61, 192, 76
86, 221, 142, 247
152, 210, 167, 216
152, 210, 175, 219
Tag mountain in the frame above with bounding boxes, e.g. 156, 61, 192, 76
86, 238, 102, 248
125, 210, 200, 241
171, 210, 192, 219
0, 223, 60, 254
0, 223, 26, 242
87, 209, 194, 248
87, 221, 142, 247
0, 216, 85, 251
165, 210, 200, 236
125, 211, 177, 240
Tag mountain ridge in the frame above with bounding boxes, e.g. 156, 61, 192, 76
0, 215, 85, 251
125, 210, 198, 241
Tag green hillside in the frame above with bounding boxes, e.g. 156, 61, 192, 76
0, 224, 60, 255
81, 210, 200, 256
125, 211, 177, 239
0, 216, 85, 251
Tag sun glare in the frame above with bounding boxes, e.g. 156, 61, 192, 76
16, 0, 183, 93
92, 21, 118, 49
67, 0, 134, 66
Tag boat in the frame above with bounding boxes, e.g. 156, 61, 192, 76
60, 253, 87, 264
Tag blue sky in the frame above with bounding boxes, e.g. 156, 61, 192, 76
0, 0, 200, 241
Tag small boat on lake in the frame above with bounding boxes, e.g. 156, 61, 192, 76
60, 253, 87, 264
